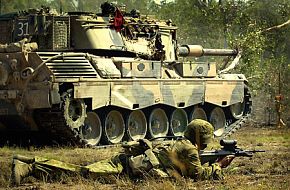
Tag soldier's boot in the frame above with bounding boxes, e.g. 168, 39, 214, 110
118, 153, 131, 174
11, 157, 34, 186
13, 155, 35, 164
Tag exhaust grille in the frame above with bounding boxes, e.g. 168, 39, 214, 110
38, 52, 98, 79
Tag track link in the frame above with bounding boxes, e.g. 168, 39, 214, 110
221, 114, 250, 138
34, 109, 86, 146
221, 85, 252, 138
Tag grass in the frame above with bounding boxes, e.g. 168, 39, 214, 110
0, 124, 289, 190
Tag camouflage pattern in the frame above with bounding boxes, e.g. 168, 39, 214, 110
0, 38, 38, 53
12, 142, 222, 184
11, 154, 124, 185
184, 119, 214, 145
11, 120, 222, 184
154, 119, 222, 180
34, 155, 124, 176
155, 139, 222, 180
0, 3, 251, 146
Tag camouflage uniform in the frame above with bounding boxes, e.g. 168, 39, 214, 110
153, 119, 222, 180
11, 154, 124, 185
11, 119, 223, 185
154, 139, 222, 180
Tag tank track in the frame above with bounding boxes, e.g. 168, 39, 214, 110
34, 109, 87, 147
34, 111, 252, 147
221, 85, 252, 138
90, 116, 252, 150
221, 114, 251, 138
32, 85, 252, 147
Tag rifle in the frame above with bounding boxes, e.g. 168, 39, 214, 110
199, 139, 265, 165
122, 136, 183, 156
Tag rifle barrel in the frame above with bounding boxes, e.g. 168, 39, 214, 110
246, 150, 266, 153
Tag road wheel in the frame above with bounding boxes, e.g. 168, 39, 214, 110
230, 101, 245, 119
209, 107, 226, 137
103, 110, 125, 144
170, 108, 188, 136
190, 107, 207, 121
80, 112, 102, 146
148, 108, 169, 138
127, 110, 147, 141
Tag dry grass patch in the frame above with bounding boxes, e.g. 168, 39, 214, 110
1, 125, 290, 190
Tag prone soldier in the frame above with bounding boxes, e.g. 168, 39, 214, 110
11, 119, 235, 186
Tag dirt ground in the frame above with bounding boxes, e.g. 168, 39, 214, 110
0, 124, 289, 190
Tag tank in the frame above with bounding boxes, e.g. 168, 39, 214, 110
0, 3, 251, 146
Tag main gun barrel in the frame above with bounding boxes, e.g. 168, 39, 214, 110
178, 45, 238, 57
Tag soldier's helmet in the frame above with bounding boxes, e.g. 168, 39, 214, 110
184, 119, 214, 146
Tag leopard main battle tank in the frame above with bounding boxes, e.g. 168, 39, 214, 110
0, 3, 251, 146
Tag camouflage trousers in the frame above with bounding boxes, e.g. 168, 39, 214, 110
12, 152, 168, 185
12, 154, 124, 184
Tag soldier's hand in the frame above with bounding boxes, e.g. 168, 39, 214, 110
217, 155, 235, 168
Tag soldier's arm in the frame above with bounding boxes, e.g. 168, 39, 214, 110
179, 142, 223, 180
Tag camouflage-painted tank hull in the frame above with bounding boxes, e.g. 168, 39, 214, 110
0, 50, 251, 146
